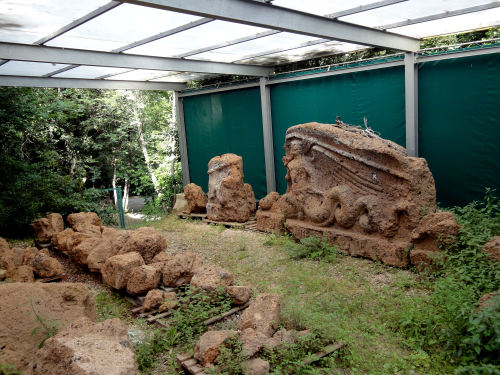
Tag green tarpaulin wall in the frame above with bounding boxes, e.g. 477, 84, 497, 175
182, 52, 499, 206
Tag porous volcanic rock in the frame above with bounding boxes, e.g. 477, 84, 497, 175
101, 252, 145, 290
31, 252, 64, 278
161, 251, 203, 287
190, 264, 234, 290
126, 265, 161, 295
5, 265, 35, 282
243, 358, 270, 375
0, 282, 96, 372
118, 227, 167, 264
142, 289, 177, 312
226, 286, 252, 305
30, 213, 64, 243
194, 330, 237, 366
67, 212, 103, 234
51, 228, 76, 255
257, 122, 439, 268
10, 247, 25, 267
482, 236, 500, 263
22, 247, 39, 266
239, 328, 268, 357
86, 237, 119, 273
152, 251, 171, 263
206, 153, 256, 223
184, 183, 208, 213
0, 238, 15, 270
238, 294, 280, 337
25, 317, 139, 375
263, 329, 309, 350
71, 235, 105, 266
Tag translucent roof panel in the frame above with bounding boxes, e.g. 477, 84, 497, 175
271, 0, 378, 16
0, 61, 69, 76
0, 0, 109, 44
126, 20, 268, 58
105, 69, 175, 81
52, 66, 133, 79
189, 32, 320, 63
150, 73, 214, 83
45, 4, 201, 52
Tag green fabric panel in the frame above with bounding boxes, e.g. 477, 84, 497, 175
419, 53, 500, 207
183, 87, 267, 199
270, 66, 405, 194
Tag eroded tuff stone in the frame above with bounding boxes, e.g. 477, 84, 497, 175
22, 247, 38, 266
0, 282, 96, 371
142, 290, 177, 312
126, 265, 161, 295
238, 294, 280, 337
51, 228, 76, 255
243, 358, 270, 375
194, 330, 237, 366
118, 227, 167, 264
30, 213, 64, 243
31, 252, 64, 278
207, 154, 256, 223
184, 183, 208, 213
239, 328, 268, 357
257, 122, 439, 268
101, 252, 145, 290
67, 212, 103, 234
0, 238, 15, 270
227, 286, 252, 305
172, 193, 189, 214
5, 265, 34, 282
482, 236, 500, 263
190, 264, 234, 290
86, 237, 119, 273
26, 317, 139, 375
263, 329, 310, 350
161, 251, 203, 287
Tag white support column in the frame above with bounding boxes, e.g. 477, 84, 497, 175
260, 77, 276, 193
405, 52, 418, 157
174, 91, 190, 187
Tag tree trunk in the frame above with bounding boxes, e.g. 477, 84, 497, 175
123, 179, 130, 212
112, 157, 118, 209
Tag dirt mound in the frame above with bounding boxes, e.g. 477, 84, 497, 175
0, 282, 96, 372
26, 317, 139, 375
184, 183, 208, 213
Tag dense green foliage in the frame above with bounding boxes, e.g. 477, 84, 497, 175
0, 87, 180, 237
287, 235, 340, 263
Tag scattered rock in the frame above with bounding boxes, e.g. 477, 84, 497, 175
10, 247, 25, 267
51, 228, 76, 255
263, 329, 310, 350
482, 236, 500, 262
0, 282, 96, 371
31, 252, 64, 278
172, 193, 189, 214
126, 265, 161, 296
243, 358, 270, 375
227, 286, 252, 305
25, 317, 139, 375
190, 264, 234, 290
238, 294, 281, 337
0, 238, 15, 270
207, 153, 256, 223
239, 328, 267, 357
22, 247, 39, 266
5, 265, 35, 282
194, 330, 237, 366
101, 252, 145, 290
184, 183, 208, 213
119, 227, 167, 264
67, 212, 103, 234
30, 213, 64, 243
161, 251, 203, 287
152, 251, 172, 263
160, 292, 178, 311
86, 237, 119, 273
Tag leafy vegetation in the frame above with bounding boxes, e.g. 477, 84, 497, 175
0, 363, 21, 375
287, 235, 340, 263
30, 301, 60, 349
94, 290, 132, 322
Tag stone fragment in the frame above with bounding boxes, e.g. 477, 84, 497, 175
0, 282, 96, 371
194, 330, 237, 366
118, 227, 167, 264
239, 328, 268, 357
161, 251, 203, 287
22, 247, 39, 266
10, 247, 25, 267
256, 192, 285, 233
29, 213, 64, 243
31, 252, 64, 278
152, 251, 172, 263
126, 265, 161, 295
142, 290, 177, 312
207, 153, 256, 223
482, 236, 500, 262
86, 237, 118, 273
25, 317, 139, 375
184, 183, 208, 213
67, 212, 103, 234
227, 286, 252, 305
5, 265, 35, 282
70, 235, 105, 266
190, 264, 234, 290
159, 292, 178, 311
101, 252, 145, 290
243, 358, 270, 375
172, 193, 189, 214
262, 329, 307, 350
238, 294, 281, 337
51, 228, 76, 255
0, 238, 15, 270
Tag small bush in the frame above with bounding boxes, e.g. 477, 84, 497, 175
208, 337, 246, 375
288, 236, 339, 263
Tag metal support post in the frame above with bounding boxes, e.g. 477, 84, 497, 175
174, 91, 190, 187
115, 186, 126, 229
260, 77, 276, 193
404, 52, 418, 157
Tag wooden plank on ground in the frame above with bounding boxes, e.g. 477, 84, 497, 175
176, 353, 206, 375
131, 306, 143, 314
303, 342, 344, 365
203, 302, 250, 326
138, 309, 159, 318
147, 311, 172, 323
37, 275, 63, 283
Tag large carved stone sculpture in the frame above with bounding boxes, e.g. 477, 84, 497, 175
257, 122, 454, 268
207, 153, 256, 223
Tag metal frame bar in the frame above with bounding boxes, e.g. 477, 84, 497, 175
0, 42, 273, 76
418, 44, 500, 62
260, 77, 276, 193
404, 52, 418, 156
327, 0, 407, 19
0, 76, 186, 90
118, 0, 419, 52
174, 91, 190, 186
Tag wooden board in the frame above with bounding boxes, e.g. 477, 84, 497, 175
303, 342, 344, 365
176, 353, 206, 375
178, 213, 260, 232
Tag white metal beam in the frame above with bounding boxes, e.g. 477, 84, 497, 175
0, 42, 273, 76
404, 52, 418, 157
0, 76, 186, 90
118, 0, 420, 52
260, 77, 276, 193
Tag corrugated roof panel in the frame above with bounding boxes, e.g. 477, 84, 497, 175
0, 60, 69, 76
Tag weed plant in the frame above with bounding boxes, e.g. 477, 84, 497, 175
94, 291, 131, 322
0, 363, 21, 375
288, 235, 340, 263
207, 337, 246, 375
